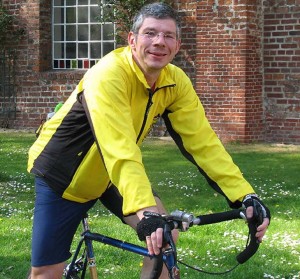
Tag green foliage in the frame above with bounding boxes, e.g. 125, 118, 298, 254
0, 4, 25, 48
0, 5, 12, 43
97, 0, 172, 44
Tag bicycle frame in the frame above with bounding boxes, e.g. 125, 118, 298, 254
65, 208, 261, 279
65, 216, 179, 279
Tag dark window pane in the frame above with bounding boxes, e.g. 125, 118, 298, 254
78, 43, 88, 58
54, 43, 64, 58
66, 43, 76, 58
54, 7, 64, 24
103, 42, 114, 56
90, 6, 99, 23
54, 25, 64, 41
90, 24, 101, 41
66, 0, 76, 5
103, 24, 114, 40
78, 25, 89, 41
53, 60, 59, 68
90, 43, 101, 59
54, 0, 64, 6
59, 60, 65, 68
66, 25, 76, 41
66, 7, 76, 23
78, 7, 88, 23
78, 0, 88, 5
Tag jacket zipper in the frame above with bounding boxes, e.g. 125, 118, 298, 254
136, 84, 175, 143
136, 88, 154, 142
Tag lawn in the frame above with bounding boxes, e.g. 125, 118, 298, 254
0, 131, 299, 279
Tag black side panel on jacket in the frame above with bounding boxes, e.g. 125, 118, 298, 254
31, 96, 95, 194
162, 110, 241, 208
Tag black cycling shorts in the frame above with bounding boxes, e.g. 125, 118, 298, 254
31, 177, 159, 267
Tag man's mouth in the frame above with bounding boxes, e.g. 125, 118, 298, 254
149, 51, 166, 57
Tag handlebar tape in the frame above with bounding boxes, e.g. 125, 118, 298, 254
196, 209, 242, 225
236, 222, 260, 264
236, 200, 263, 264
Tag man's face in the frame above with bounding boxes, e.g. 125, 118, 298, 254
128, 17, 181, 77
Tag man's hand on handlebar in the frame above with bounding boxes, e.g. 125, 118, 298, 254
245, 207, 269, 242
242, 194, 271, 242
136, 208, 167, 256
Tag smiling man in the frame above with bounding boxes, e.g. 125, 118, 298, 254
27, 2, 270, 279
129, 16, 181, 87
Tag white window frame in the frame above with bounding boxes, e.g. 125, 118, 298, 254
52, 0, 115, 70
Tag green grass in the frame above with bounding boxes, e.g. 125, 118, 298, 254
0, 132, 299, 278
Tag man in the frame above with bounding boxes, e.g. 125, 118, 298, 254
27, 2, 270, 279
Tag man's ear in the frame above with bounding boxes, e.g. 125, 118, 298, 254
128, 31, 136, 50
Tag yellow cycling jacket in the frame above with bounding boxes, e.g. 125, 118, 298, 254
27, 46, 254, 215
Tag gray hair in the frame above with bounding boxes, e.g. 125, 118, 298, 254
131, 2, 181, 37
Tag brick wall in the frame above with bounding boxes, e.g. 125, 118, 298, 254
173, 0, 197, 84
195, 0, 264, 143
263, 0, 300, 143
3, 0, 82, 129
2, 0, 300, 143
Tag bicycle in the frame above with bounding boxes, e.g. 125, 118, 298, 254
64, 200, 264, 279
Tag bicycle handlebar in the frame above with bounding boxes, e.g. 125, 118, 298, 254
165, 208, 261, 264
236, 221, 260, 264
194, 208, 245, 225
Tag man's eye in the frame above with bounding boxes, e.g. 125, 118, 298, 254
145, 31, 156, 38
165, 34, 175, 40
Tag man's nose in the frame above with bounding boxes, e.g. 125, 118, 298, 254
152, 32, 166, 44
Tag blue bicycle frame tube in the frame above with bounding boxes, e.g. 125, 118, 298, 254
85, 231, 179, 277
85, 231, 153, 258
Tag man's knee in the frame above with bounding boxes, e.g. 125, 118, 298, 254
29, 263, 65, 279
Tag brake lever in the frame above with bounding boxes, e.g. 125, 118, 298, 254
253, 199, 264, 226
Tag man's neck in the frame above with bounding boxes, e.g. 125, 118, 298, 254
146, 74, 159, 89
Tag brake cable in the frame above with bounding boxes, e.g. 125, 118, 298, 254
178, 260, 239, 275
177, 260, 240, 275
176, 223, 253, 275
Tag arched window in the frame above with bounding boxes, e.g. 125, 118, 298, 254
52, 0, 115, 69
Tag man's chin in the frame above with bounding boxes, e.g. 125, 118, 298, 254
147, 61, 169, 70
